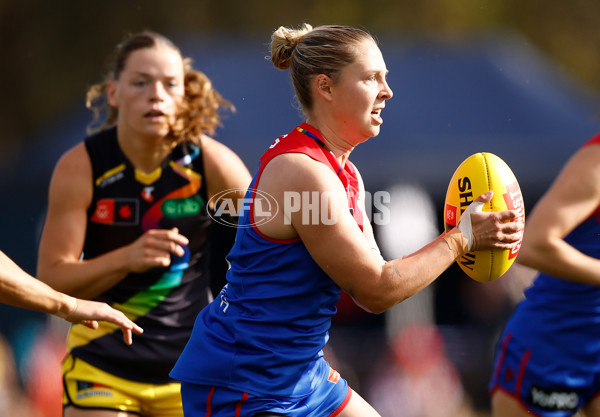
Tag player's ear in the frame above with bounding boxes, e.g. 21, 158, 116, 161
106, 81, 119, 107
314, 74, 333, 101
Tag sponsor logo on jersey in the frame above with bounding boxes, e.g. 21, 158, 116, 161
141, 186, 155, 202
95, 164, 126, 188
327, 367, 341, 384
90, 198, 139, 225
162, 195, 205, 218
528, 385, 579, 412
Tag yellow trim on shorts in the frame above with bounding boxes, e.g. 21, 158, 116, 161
62, 355, 183, 416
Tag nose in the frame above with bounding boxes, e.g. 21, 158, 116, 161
381, 80, 393, 100
149, 81, 167, 102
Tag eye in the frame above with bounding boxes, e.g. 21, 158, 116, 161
132, 79, 148, 87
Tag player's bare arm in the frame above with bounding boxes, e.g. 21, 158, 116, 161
517, 143, 600, 284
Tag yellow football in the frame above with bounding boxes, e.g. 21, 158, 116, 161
444, 152, 525, 282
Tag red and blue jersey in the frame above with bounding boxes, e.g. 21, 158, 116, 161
496, 133, 600, 369
171, 123, 363, 397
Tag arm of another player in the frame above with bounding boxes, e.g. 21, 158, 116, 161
201, 134, 252, 212
0, 250, 143, 345
37, 144, 189, 299
517, 143, 600, 285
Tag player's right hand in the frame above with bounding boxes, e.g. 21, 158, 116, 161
126, 228, 189, 273
63, 298, 144, 345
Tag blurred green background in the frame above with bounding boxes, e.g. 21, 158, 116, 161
2, 0, 600, 161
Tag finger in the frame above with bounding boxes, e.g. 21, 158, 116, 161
82, 320, 99, 329
167, 227, 189, 246
142, 250, 172, 267
122, 328, 133, 345
131, 322, 144, 334
475, 190, 493, 202
149, 240, 185, 256
170, 242, 186, 256
505, 229, 524, 242
147, 228, 189, 245
494, 240, 522, 250
500, 222, 524, 234
495, 209, 520, 222
115, 317, 143, 335
149, 231, 189, 250
170, 232, 189, 247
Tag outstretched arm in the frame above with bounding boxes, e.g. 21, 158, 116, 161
0, 250, 143, 344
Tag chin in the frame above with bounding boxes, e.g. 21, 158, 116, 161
367, 126, 381, 139
144, 126, 170, 139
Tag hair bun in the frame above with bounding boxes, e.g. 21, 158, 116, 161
270, 23, 313, 70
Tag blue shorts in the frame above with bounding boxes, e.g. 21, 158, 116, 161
489, 332, 600, 417
180, 366, 351, 417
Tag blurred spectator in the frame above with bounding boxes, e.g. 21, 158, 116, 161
0, 334, 40, 416
23, 327, 65, 417
366, 324, 478, 417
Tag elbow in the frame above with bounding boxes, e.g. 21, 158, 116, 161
348, 267, 413, 314
36, 264, 52, 284
515, 239, 548, 270
36, 262, 68, 293
515, 249, 534, 269
352, 292, 403, 315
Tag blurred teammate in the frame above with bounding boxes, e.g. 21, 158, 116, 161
489, 134, 600, 416
0, 249, 142, 343
36, 31, 251, 416
171, 23, 523, 417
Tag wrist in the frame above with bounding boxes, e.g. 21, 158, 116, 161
56, 295, 78, 320
442, 228, 469, 259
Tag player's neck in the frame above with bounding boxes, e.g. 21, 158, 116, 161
117, 128, 174, 174
305, 121, 354, 167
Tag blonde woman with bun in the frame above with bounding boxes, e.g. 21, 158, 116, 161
171, 23, 522, 417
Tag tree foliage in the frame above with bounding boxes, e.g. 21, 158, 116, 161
1, 0, 599, 155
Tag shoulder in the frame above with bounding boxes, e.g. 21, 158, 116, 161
261, 152, 345, 195
201, 135, 245, 168
54, 142, 91, 176
570, 142, 600, 195
583, 133, 600, 147
563, 142, 600, 184
199, 134, 251, 195
48, 142, 93, 203
535, 141, 600, 217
